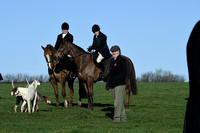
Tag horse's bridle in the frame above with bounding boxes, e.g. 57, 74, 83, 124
56, 45, 67, 62
46, 58, 54, 63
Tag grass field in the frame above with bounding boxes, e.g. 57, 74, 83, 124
0, 82, 189, 133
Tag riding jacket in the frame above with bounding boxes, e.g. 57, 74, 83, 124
55, 32, 73, 50
106, 55, 127, 88
90, 32, 111, 58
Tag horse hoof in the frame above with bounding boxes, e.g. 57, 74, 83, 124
56, 103, 60, 107
69, 103, 72, 107
78, 101, 82, 107
87, 105, 93, 110
64, 100, 68, 108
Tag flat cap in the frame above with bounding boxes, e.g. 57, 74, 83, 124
110, 45, 120, 52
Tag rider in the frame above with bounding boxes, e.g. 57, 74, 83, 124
54, 22, 76, 79
55, 22, 73, 50
88, 24, 111, 73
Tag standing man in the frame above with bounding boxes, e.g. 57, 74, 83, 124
183, 21, 200, 132
88, 24, 111, 71
106, 45, 127, 123
55, 22, 73, 50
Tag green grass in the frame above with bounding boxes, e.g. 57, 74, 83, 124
0, 82, 189, 133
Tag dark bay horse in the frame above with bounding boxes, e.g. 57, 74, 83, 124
57, 40, 137, 109
41, 44, 76, 108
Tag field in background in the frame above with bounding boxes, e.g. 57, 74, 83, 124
0, 82, 189, 133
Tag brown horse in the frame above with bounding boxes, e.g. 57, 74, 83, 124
41, 44, 76, 108
57, 40, 137, 109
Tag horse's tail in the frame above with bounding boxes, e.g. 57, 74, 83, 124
123, 55, 138, 95
129, 60, 137, 95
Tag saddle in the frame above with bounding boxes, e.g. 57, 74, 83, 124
92, 52, 112, 81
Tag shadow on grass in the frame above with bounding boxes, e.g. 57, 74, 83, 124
102, 107, 114, 119
48, 102, 113, 108
43, 102, 116, 119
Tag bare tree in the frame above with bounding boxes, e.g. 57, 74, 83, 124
138, 69, 185, 82
0, 73, 50, 83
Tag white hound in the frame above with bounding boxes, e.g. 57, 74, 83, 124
11, 80, 40, 113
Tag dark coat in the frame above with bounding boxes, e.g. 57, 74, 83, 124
55, 32, 73, 50
183, 21, 200, 133
106, 55, 127, 88
91, 32, 111, 58
0, 73, 3, 80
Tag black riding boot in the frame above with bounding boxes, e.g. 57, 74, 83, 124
97, 62, 105, 80
68, 57, 77, 79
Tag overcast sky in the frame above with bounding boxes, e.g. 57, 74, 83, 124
1, 1, 200, 81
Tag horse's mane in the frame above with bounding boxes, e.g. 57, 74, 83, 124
68, 42, 86, 53
46, 44, 56, 53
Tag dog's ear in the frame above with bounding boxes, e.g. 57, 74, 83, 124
15, 90, 19, 95
37, 80, 41, 85
33, 81, 36, 86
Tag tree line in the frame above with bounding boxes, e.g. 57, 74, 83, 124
0, 69, 186, 83
0, 73, 50, 83
137, 69, 185, 82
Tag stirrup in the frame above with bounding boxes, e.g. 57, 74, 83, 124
69, 72, 76, 79
98, 71, 104, 80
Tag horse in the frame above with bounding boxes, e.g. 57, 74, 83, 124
56, 40, 137, 109
41, 44, 76, 108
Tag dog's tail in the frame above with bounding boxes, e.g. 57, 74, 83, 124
12, 80, 15, 88
25, 78, 30, 87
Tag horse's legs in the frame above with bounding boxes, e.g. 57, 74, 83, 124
126, 83, 130, 109
78, 82, 88, 107
50, 78, 59, 107
61, 79, 67, 108
87, 79, 94, 110
68, 79, 74, 107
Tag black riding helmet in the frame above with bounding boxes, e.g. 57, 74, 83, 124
92, 24, 100, 33
61, 22, 69, 30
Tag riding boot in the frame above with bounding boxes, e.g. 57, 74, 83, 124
98, 62, 105, 80
68, 56, 77, 79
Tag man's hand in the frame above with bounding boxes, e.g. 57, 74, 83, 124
87, 46, 92, 52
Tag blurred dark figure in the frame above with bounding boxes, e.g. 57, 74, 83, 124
0, 73, 3, 80
184, 20, 200, 133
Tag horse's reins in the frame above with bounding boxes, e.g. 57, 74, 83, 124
47, 59, 54, 63
56, 44, 94, 70
72, 52, 87, 59
57, 45, 88, 59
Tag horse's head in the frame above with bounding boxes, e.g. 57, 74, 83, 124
41, 44, 57, 69
56, 40, 70, 60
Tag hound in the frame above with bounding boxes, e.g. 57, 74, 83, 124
11, 80, 39, 113
11, 79, 51, 112
13, 92, 51, 112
